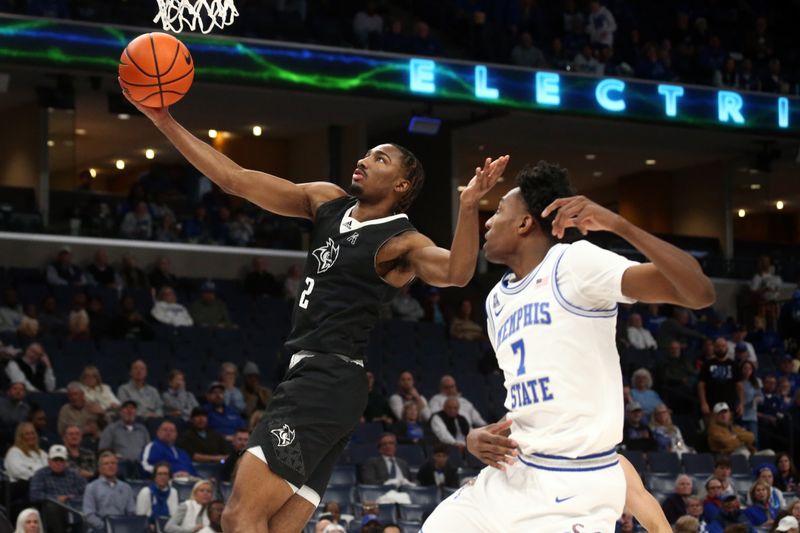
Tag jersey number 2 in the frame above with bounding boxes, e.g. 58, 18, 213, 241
512, 339, 526, 376
298, 277, 315, 309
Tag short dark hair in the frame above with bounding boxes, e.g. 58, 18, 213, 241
390, 143, 425, 214
153, 461, 172, 478
432, 444, 448, 455
714, 457, 731, 469
515, 161, 576, 242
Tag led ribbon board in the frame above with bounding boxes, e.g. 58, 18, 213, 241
0, 15, 796, 134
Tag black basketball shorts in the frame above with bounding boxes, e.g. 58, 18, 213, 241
246, 351, 367, 504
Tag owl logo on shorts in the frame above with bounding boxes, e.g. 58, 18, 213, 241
312, 238, 340, 274
270, 424, 296, 447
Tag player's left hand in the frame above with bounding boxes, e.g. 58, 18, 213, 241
460, 155, 510, 208
541, 195, 624, 240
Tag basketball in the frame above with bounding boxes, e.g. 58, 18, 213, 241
119, 32, 194, 108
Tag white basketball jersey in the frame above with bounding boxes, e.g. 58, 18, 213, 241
486, 240, 639, 457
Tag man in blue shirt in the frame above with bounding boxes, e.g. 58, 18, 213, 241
83, 450, 135, 533
30, 444, 87, 533
204, 382, 245, 437
140, 420, 196, 477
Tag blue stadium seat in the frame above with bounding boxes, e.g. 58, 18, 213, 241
61, 339, 97, 359
173, 479, 195, 502
403, 486, 439, 505
329, 464, 357, 486
104, 515, 148, 533
446, 446, 463, 468
353, 502, 398, 524
620, 450, 646, 472
348, 444, 375, 466
351, 422, 383, 445
398, 519, 422, 533
682, 453, 715, 475
194, 462, 223, 481
396, 445, 426, 468
323, 484, 353, 506
126, 479, 148, 496
648, 452, 680, 474
398, 503, 436, 522
729, 454, 750, 476
644, 473, 677, 493
750, 454, 776, 470
220, 482, 232, 502
26, 392, 67, 434
356, 484, 386, 503
97, 339, 136, 359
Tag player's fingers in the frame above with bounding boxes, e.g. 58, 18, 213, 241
541, 197, 573, 218
487, 419, 513, 434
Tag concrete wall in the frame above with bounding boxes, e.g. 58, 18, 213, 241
0, 103, 42, 189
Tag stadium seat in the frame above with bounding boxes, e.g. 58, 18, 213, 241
398, 503, 436, 522
403, 486, 439, 505
104, 515, 148, 533
619, 450, 647, 472
324, 484, 353, 505
682, 453, 715, 475
173, 479, 195, 502
647, 452, 680, 474
329, 464, 357, 486
353, 502, 398, 524
398, 519, 422, 533
351, 422, 384, 445
126, 479, 148, 495
395, 445, 426, 468
219, 482, 232, 502
729, 454, 750, 476
750, 454, 776, 470
194, 462, 223, 481
644, 473, 677, 493
356, 484, 386, 503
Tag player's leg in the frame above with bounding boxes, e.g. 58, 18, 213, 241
221, 452, 294, 533
422, 469, 500, 532
267, 494, 316, 533
619, 455, 671, 533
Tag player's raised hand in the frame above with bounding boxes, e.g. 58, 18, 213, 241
541, 195, 623, 240
460, 155, 510, 208
118, 77, 171, 125
466, 419, 518, 471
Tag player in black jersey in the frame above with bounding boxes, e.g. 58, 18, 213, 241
123, 85, 509, 533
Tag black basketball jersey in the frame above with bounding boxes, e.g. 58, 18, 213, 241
284, 196, 416, 360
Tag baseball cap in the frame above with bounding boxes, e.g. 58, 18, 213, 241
625, 401, 642, 412
322, 525, 346, 533
777, 516, 799, 532
121, 399, 137, 409
190, 407, 208, 418
361, 514, 380, 526
734, 342, 748, 353
242, 361, 260, 376
713, 402, 730, 414
721, 494, 738, 502
48, 444, 68, 460
201, 280, 216, 292
207, 381, 225, 393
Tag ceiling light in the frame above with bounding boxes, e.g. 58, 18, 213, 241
117, 113, 130, 120
592, 171, 603, 177
776, 200, 785, 210
208, 129, 218, 139
252, 125, 262, 136
89, 168, 97, 178
750, 183, 761, 190
645, 159, 656, 166
47, 140, 54, 147
585, 154, 596, 160
75, 128, 87, 136
115, 159, 125, 170
145, 149, 155, 160
737, 209, 746, 218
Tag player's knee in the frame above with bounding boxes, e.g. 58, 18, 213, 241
221, 499, 264, 532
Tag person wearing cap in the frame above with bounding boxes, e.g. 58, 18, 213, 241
162, 369, 200, 420
707, 494, 753, 533
45, 246, 86, 287
726, 325, 757, 365
29, 444, 87, 533
707, 402, 755, 456
698, 338, 744, 418
204, 382, 245, 438
240, 361, 272, 417
118, 360, 164, 418
622, 401, 657, 452
359, 514, 382, 533
177, 407, 231, 463
151, 286, 194, 328
141, 420, 196, 477
189, 281, 236, 329
776, 516, 800, 533
99, 399, 151, 463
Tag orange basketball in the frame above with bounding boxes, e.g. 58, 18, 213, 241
119, 32, 194, 108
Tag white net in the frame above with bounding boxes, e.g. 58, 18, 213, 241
153, 0, 239, 34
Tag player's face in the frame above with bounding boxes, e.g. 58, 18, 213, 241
483, 189, 529, 264
351, 144, 408, 201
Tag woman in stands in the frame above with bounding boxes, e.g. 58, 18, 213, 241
79, 365, 120, 412
389, 402, 426, 445
775, 452, 797, 493
137, 462, 179, 532
165, 479, 213, 533
740, 360, 763, 444
13, 508, 43, 533
745, 480, 779, 529
754, 465, 787, 516
650, 404, 692, 455
4, 422, 47, 482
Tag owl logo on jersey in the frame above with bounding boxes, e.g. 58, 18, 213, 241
271, 424, 296, 447
312, 238, 340, 274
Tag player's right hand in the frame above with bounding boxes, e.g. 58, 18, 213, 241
118, 77, 171, 124
466, 419, 518, 471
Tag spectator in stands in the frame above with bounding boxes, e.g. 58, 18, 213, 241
382, 17, 411, 54
423, 287, 446, 326
46, 246, 87, 286
189, 282, 235, 328
587, 0, 616, 48
67, 292, 91, 341
83, 450, 136, 533
99, 399, 150, 462
753, 464, 786, 515
389, 402, 425, 445
622, 401, 656, 452
199, 500, 224, 533
149, 257, 179, 291
363, 370, 393, 424
713, 57, 738, 88
177, 407, 231, 463
777, 355, 800, 392
29, 444, 87, 533
409, 20, 443, 57
240, 361, 271, 418
758, 374, 790, 451
14, 508, 43, 533
698, 338, 743, 417
0, 382, 30, 426
152, 286, 194, 327
390, 285, 424, 322
650, 404, 691, 454
118, 359, 164, 417
751, 256, 782, 320
110, 295, 154, 340
37, 295, 67, 337
389, 371, 431, 422
775, 452, 797, 492
243, 257, 279, 298
120, 253, 149, 289
359, 433, 413, 486
673, 515, 698, 533
430, 396, 471, 450
29, 407, 57, 451
120, 200, 154, 240
630, 368, 664, 417
218, 362, 246, 413
353, 1, 382, 48
57, 381, 102, 435
142, 420, 196, 478
204, 382, 245, 437
5, 422, 48, 481
165, 480, 212, 533
183, 205, 213, 244
135, 462, 179, 531
708, 495, 751, 532
162, 369, 199, 420
283, 264, 302, 302
511, 31, 546, 67
703, 477, 724, 521
86, 296, 111, 340
778, 376, 794, 411
656, 308, 704, 349
761, 58, 790, 94
449, 300, 484, 342
221, 428, 249, 482
5, 342, 55, 392
662, 474, 693, 524
62, 424, 96, 480
0, 288, 23, 333
685, 497, 709, 531
740, 361, 762, 443
627, 313, 657, 350
417, 443, 458, 489
79, 365, 120, 412
655, 341, 697, 413
727, 325, 756, 365
744, 480, 777, 529
429, 375, 486, 427
707, 402, 755, 456
86, 248, 120, 288
155, 212, 181, 243
776, 516, 800, 533
573, 43, 602, 74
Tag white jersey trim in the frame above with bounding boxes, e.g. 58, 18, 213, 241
339, 204, 408, 234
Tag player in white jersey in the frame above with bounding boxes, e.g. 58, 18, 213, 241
422, 161, 714, 533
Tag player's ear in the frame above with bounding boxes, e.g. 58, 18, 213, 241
518, 214, 535, 236
394, 178, 410, 194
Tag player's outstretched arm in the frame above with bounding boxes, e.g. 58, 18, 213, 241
120, 82, 344, 220
542, 196, 715, 309
618, 455, 671, 533
405, 155, 509, 287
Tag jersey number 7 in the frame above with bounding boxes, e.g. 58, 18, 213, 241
512, 339, 526, 376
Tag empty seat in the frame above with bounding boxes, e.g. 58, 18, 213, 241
398, 503, 436, 522
194, 462, 223, 481
620, 450, 646, 472
403, 486, 439, 505
683, 453, 715, 475
395, 445, 425, 468
398, 519, 422, 532
323, 484, 353, 505
329, 464, 357, 486
648, 452, 680, 474
356, 484, 386, 503
729, 454, 750, 476
645, 473, 677, 493
173, 480, 195, 502
105, 515, 148, 533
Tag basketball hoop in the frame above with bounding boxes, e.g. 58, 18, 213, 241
154, 0, 239, 34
